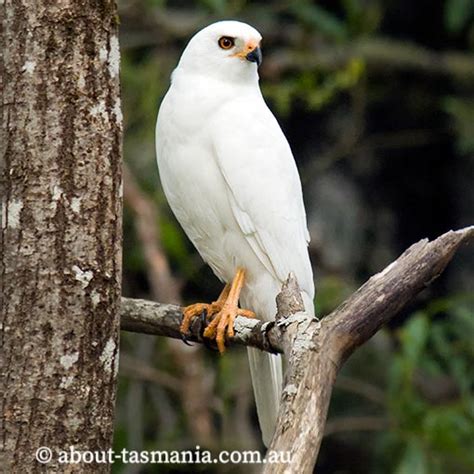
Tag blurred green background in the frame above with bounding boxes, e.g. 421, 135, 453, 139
116, 1, 474, 472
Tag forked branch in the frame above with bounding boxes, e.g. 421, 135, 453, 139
120, 226, 473, 473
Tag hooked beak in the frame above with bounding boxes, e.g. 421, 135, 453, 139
246, 47, 262, 67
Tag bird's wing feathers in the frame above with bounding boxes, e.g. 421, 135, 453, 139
211, 98, 313, 297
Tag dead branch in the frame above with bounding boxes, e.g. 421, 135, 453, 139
120, 226, 473, 472
121, 296, 284, 353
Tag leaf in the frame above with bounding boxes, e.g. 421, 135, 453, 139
200, 0, 228, 14
443, 97, 474, 154
395, 439, 428, 474
314, 275, 353, 316
400, 312, 430, 370
342, 0, 382, 36
445, 0, 474, 33
289, 2, 348, 40
425, 408, 472, 448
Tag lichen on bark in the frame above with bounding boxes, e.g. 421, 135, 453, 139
0, 2, 122, 472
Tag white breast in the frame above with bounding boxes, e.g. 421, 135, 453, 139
156, 70, 314, 321
156, 79, 266, 287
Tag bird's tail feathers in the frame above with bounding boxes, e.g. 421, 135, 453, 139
247, 347, 283, 446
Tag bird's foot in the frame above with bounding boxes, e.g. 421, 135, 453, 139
203, 267, 255, 353
180, 301, 224, 334
203, 303, 256, 353
180, 268, 256, 352
180, 283, 232, 339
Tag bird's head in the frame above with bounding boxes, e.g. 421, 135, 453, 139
175, 21, 263, 83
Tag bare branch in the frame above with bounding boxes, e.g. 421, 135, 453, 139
121, 227, 472, 353
265, 226, 473, 473
324, 227, 474, 362
120, 226, 473, 472
120, 297, 284, 353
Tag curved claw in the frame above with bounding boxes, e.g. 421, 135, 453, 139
180, 274, 254, 353
180, 332, 193, 346
199, 310, 219, 351
200, 310, 207, 336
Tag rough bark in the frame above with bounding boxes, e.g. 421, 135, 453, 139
1, 2, 122, 472
121, 296, 284, 353
266, 227, 474, 473
120, 227, 473, 473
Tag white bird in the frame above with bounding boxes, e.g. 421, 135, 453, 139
155, 20, 314, 446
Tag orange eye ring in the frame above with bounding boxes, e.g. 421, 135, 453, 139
218, 36, 235, 50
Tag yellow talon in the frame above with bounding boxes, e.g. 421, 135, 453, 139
180, 284, 230, 334
181, 268, 256, 353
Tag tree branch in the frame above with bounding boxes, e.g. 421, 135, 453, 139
265, 226, 473, 473
323, 227, 474, 361
120, 226, 473, 472
121, 296, 284, 353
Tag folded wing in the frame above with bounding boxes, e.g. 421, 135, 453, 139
210, 97, 314, 304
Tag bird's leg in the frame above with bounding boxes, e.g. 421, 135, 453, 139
180, 283, 231, 334
203, 267, 256, 353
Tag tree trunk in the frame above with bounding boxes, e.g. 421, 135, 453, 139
1, 2, 122, 472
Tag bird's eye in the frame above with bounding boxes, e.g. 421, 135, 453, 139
218, 36, 235, 50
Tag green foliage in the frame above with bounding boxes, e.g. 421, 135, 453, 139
383, 298, 474, 473
343, 0, 382, 37
117, 2, 473, 472
445, 0, 474, 33
199, 0, 229, 14
121, 54, 169, 139
288, 0, 382, 39
160, 215, 196, 277
443, 97, 474, 154
264, 58, 365, 115
289, 1, 348, 40
314, 275, 355, 316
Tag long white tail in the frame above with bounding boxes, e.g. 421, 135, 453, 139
247, 347, 283, 446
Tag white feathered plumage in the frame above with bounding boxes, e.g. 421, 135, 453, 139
156, 20, 314, 446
